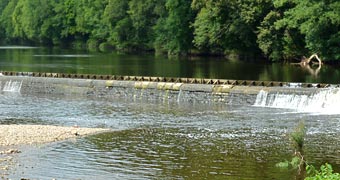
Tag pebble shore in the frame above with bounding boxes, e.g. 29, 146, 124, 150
0, 124, 109, 177
0, 124, 109, 146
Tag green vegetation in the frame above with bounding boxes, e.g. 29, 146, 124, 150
276, 121, 306, 174
276, 121, 340, 179
290, 120, 306, 152
306, 163, 340, 180
0, 0, 339, 61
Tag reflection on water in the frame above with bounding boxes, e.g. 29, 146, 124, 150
0, 93, 339, 179
1, 46, 340, 179
33, 54, 94, 58
1, 46, 340, 83
0, 46, 38, 49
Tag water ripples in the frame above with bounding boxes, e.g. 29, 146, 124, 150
1, 93, 339, 179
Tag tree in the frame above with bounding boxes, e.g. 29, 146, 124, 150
258, 0, 340, 61
102, 0, 132, 50
276, 0, 340, 61
154, 0, 194, 55
0, 0, 339, 60
0, 0, 18, 42
51, 0, 77, 45
192, 0, 272, 57
128, 0, 164, 50
10, 0, 56, 44
0, 0, 10, 42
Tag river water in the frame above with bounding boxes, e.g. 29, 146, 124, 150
1, 46, 340, 83
0, 47, 340, 179
1, 92, 339, 179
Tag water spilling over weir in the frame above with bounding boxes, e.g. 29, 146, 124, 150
2, 80, 22, 92
254, 88, 340, 114
0, 71, 339, 113
1, 72, 340, 179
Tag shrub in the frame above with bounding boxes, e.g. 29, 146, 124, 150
305, 163, 340, 180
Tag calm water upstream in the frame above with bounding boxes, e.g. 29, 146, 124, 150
1, 46, 340, 83
0, 46, 339, 179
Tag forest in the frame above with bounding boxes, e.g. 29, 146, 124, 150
0, 0, 339, 61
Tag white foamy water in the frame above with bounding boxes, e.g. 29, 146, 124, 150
0, 46, 38, 49
33, 54, 93, 58
2, 80, 23, 92
254, 88, 340, 114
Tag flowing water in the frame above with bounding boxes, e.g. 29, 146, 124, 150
0, 46, 340, 179
254, 88, 340, 114
2, 80, 22, 92
0, 89, 339, 179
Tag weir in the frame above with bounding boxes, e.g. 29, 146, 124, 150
0, 71, 338, 113
2, 80, 23, 92
254, 89, 340, 114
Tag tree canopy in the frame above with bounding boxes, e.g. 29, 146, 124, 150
0, 0, 339, 61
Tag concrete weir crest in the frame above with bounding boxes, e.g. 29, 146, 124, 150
0, 72, 338, 111
156, 82, 183, 91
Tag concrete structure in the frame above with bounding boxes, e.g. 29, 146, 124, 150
0, 72, 329, 106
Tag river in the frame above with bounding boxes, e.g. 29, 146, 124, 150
1, 46, 340, 84
0, 46, 339, 179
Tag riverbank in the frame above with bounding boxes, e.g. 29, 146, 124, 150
0, 125, 109, 177
0, 125, 109, 146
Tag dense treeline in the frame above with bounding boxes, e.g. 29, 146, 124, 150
0, 0, 339, 61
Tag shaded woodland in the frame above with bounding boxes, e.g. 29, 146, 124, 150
0, 0, 339, 61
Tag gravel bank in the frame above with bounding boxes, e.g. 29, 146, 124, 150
0, 125, 109, 176
0, 125, 109, 146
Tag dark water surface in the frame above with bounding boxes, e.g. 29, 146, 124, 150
1, 46, 340, 83
0, 92, 339, 179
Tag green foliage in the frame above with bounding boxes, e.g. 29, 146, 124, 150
0, 0, 10, 37
127, 0, 162, 50
290, 120, 306, 151
154, 0, 194, 55
257, 10, 285, 61
258, 0, 340, 61
276, 120, 306, 177
192, 0, 272, 55
111, 17, 135, 50
0, 0, 18, 42
99, 42, 114, 52
277, 121, 340, 179
87, 39, 100, 52
276, 156, 301, 170
0, 0, 340, 60
277, 1, 340, 60
306, 163, 340, 180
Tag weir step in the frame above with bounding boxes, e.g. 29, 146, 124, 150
0, 71, 335, 88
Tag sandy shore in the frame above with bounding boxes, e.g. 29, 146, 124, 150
0, 124, 109, 146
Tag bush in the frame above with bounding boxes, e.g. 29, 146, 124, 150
87, 39, 99, 52
305, 163, 340, 180
99, 42, 114, 52
290, 121, 306, 151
